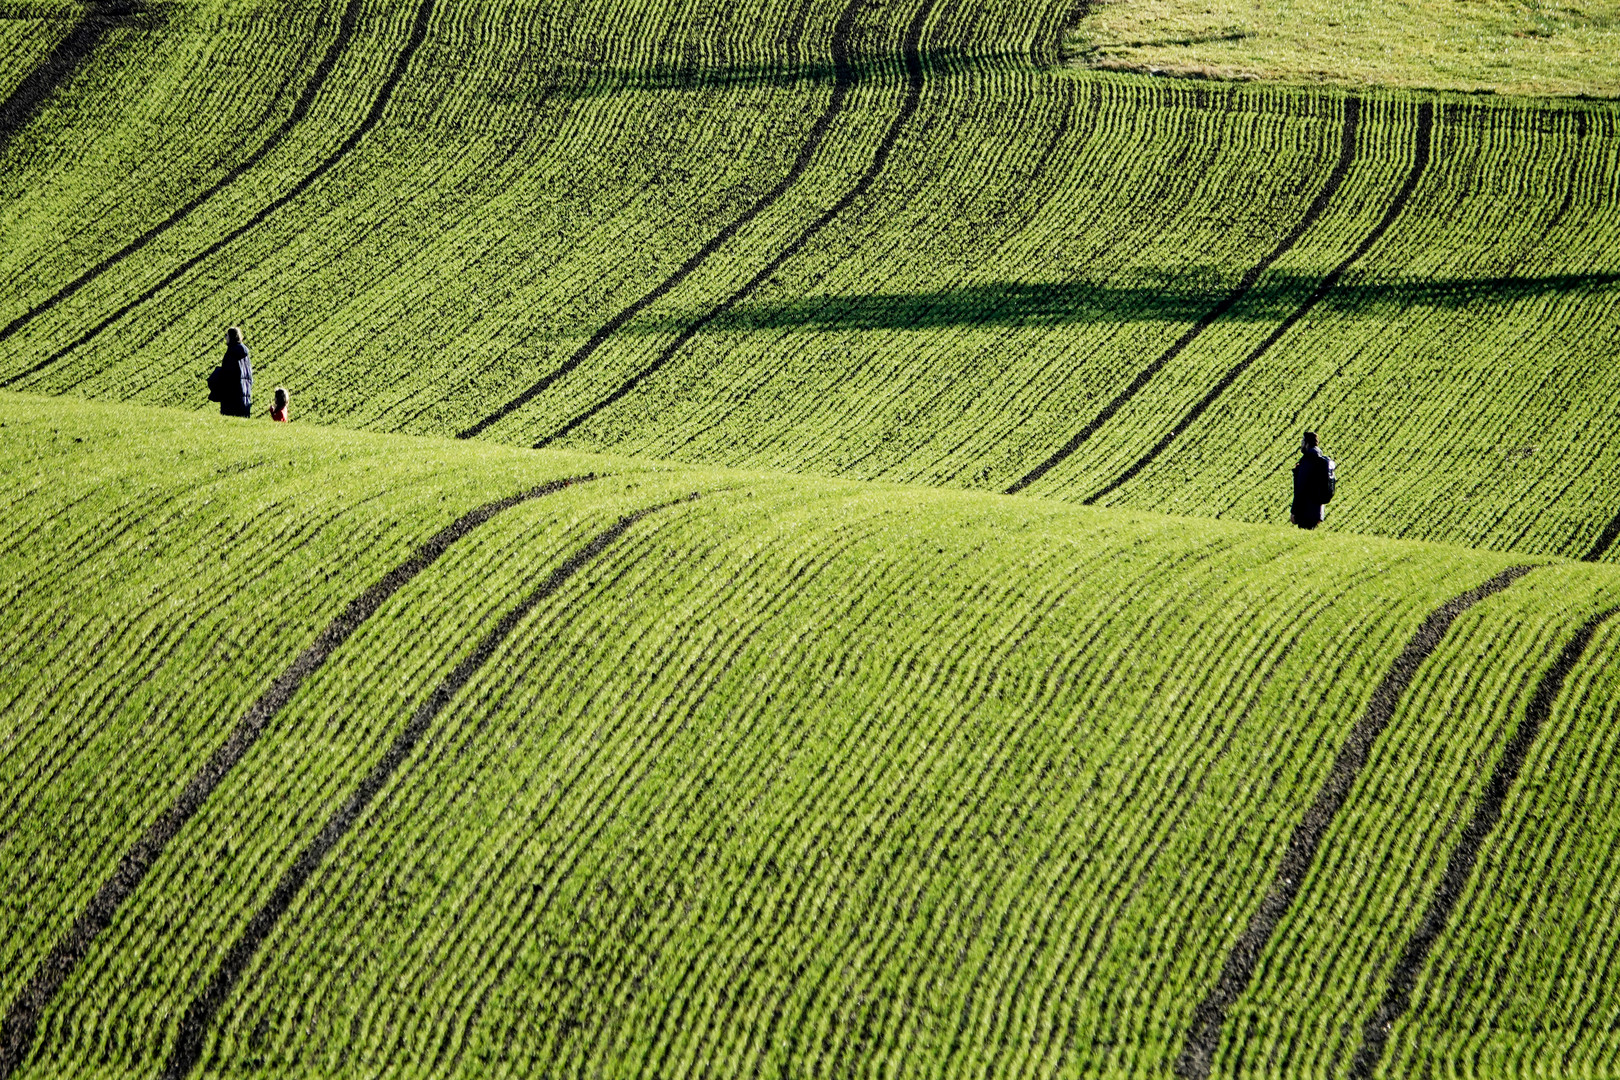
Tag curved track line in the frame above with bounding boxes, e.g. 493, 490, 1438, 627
1082, 101, 1435, 506
158, 495, 688, 1079
529, 0, 939, 450
0, 0, 361, 349
0, 0, 437, 391
453, 0, 868, 441
0, 474, 592, 1079
1582, 510, 1620, 562
1003, 96, 1364, 495
1346, 604, 1620, 1078
1173, 561, 1534, 1080
0, 0, 127, 157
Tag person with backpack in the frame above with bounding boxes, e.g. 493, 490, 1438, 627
205, 326, 252, 417
1291, 431, 1336, 529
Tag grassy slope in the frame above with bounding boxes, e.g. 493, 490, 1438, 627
0, 1, 1615, 559
1065, 0, 1620, 98
3, 393, 1618, 1076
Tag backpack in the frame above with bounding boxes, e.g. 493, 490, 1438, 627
206, 363, 228, 403
1323, 457, 1337, 503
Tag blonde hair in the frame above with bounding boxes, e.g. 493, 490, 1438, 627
273, 387, 288, 409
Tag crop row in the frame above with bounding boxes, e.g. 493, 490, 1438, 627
4, 394, 1619, 1076
1098, 102, 1620, 561
8, 0, 1616, 558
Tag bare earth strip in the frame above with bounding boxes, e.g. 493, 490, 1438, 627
0, 474, 593, 1079
1346, 604, 1620, 1078
1175, 561, 1532, 1080
157, 497, 687, 1078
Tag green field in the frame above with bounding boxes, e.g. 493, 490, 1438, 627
2, 395, 1618, 1077
4, 0, 1620, 1074
1067, 0, 1620, 97
1, 0, 1617, 558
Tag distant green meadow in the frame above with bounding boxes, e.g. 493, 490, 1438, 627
1068, 0, 1620, 98
3, 0, 1620, 1075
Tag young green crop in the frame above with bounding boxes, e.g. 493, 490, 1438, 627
3, 394, 1618, 1077
1, 0, 1614, 560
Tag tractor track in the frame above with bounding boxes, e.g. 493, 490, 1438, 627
0, 0, 437, 389
158, 494, 688, 1079
1082, 101, 1435, 507
1003, 95, 1364, 496
1346, 604, 1620, 1079
1174, 561, 1533, 1080
526, 0, 938, 450
1581, 510, 1620, 562
454, 0, 870, 441
0, 0, 352, 350
0, 0, 137, 158
0, 475, 592, 1079
990, 557, 1398, 1077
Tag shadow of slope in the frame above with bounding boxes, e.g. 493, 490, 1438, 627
627, 271, 1620, 332
489, 47, 1036, 101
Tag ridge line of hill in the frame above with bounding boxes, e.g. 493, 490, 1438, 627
1004, 95, 1362, 495
1083, 101, 1435, 505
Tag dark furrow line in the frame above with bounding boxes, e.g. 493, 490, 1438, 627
0, 0, 361, 348
1002, 95, 1364, 495
1083, 102, 1435, 507
934, 540, 1269, 1072
0, 493, 378, 843
429, 514, 769, 1071
530, 0, 937, 450
157, 494, 686, 1079
0, 0, 127, 158
1173, 561, 1534, 1080
367, 499, 756, 1065
0, 0, 438, 390
1007, 560, 1396, 1076
0, 474, 593, 1079
1581, 509, 1620, 562
452, 0, 867, 442
1346, 604, 1620, 1079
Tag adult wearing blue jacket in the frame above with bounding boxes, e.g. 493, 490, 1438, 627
207, 326, 252, 417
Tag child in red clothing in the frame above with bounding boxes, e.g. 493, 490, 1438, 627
270, 387, 289, 423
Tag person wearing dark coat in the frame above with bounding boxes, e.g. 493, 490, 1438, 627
1291, 431, 1336, 529
207, 326, 252, 417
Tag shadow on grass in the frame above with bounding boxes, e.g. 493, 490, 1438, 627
628, 270, 1620, 332
487, 48, 1037, 101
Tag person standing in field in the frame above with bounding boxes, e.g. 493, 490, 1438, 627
1291, 430, 1336, 529
270, 386, 290, 423
206, 326, 252, 417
